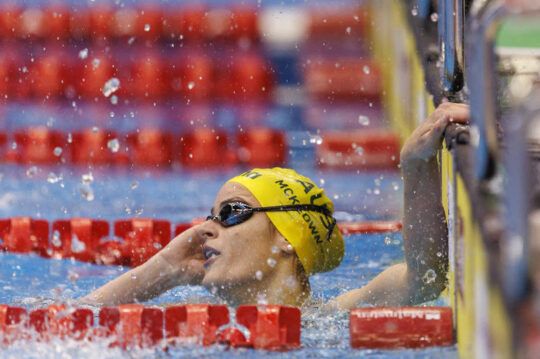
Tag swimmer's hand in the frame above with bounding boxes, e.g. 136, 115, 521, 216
400, 102, 469, 163
156, 225, 205, 286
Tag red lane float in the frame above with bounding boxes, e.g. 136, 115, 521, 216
14, 128, 65, 164
30, 305, 93, 341
317, 130, 400, 170
165, 304, 229, 346
98, 305, 163, 348
237, 305, 301, 350
126, 130, 173, 168
0, 217, 49, 256
0, 304, 301, 351
52, 218, 109, 262
339, 221, 402, 234
237, 128, 287, 167
304, 59, 381, 101
350, 307, 453, 349
0, 305, 27, 344
178, 129, 232, 168
112, 219, 171, 266
70, 129, 120, 166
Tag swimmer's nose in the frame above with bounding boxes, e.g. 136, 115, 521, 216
196, 220, 219, 241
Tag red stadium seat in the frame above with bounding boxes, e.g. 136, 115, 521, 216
18, 7, 44, 40
98, 305, 163, 348
52, 218, 109, 263
350, 307, 453, 349
172, 52, 214, 100
178, 128, 233, 168
165, 304, 229, 346
70, 5, 115, 42
316, 130, 400, 170
113, 219, 171, 267
237, 128, 287, 167
304, 59, 381, 101
14, 127, 65, 164
0, 217, 49, 256
126, 129, 173, 168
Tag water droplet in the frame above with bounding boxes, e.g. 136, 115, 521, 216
131, 273, 137, 280
392, 182, 400, 191
187, 81, 195, 90
92, 126, 98, 133
430, 13, 439, 22
144, 24, 150, 32
92, 58, 100, 69
411, 7, 418, 16
362, 65, 370, 74
128, 36, 136, 45
188, 153, 193, 159
271, 245, 279, 254
319, 178, 325, 186
187, 237, 193, 243
67, 133, 72, 143
52, 230, 62, 247
384, 236, 391, 245
309, 135, 323, 145
373, 188, 380, 195
78, 48, 88, 59
286, 244, 293, 251
47, 172, 61, 183
422, 269, 437, 284
374, 179, 381, 186
81, 173, 93, 184
53, 147, 63, 156
102, 77, 120, 97
345, 26, 351, 34
11, 142, 17, 150
26, 166, 38, 178
436, 251, 443, 257
355, 146, 364, 155
71, 234, 86, 253
267, 258, 276, 267
107, 138, 120, 153
130, 182, 139, 189
110, 95, 118, 105
79, 184, 94, 201
255, 270, 263, 280
358, 115, 370, 126
153, 242, 162, 249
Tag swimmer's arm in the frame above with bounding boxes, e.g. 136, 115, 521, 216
333, 103, 468, 310
81, 253, 186, 305
82, 226, 205, 305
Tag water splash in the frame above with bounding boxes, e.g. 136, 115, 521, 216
102, 78, 120, 97
107, 139, 120, 153
71, 234, 86, 253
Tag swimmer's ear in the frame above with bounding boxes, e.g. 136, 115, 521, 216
270, 224, 295, 254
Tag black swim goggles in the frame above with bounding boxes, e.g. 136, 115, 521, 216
206, 202, 337, 241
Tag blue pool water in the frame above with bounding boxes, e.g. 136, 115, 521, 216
0, 167, 456, 358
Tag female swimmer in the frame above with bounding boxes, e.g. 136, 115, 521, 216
83, 103, 469, 309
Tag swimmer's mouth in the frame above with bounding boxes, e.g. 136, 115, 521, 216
203, 246, 221, 267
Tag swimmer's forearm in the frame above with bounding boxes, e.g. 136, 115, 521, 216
82, 253, 185, 305
401, 156, 448, 300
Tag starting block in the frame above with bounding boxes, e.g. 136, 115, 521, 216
350, 307, 453, 349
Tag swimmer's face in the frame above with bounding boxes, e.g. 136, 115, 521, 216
197, 182, 284, 293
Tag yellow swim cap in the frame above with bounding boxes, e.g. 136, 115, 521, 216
227, 168, 344, 275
